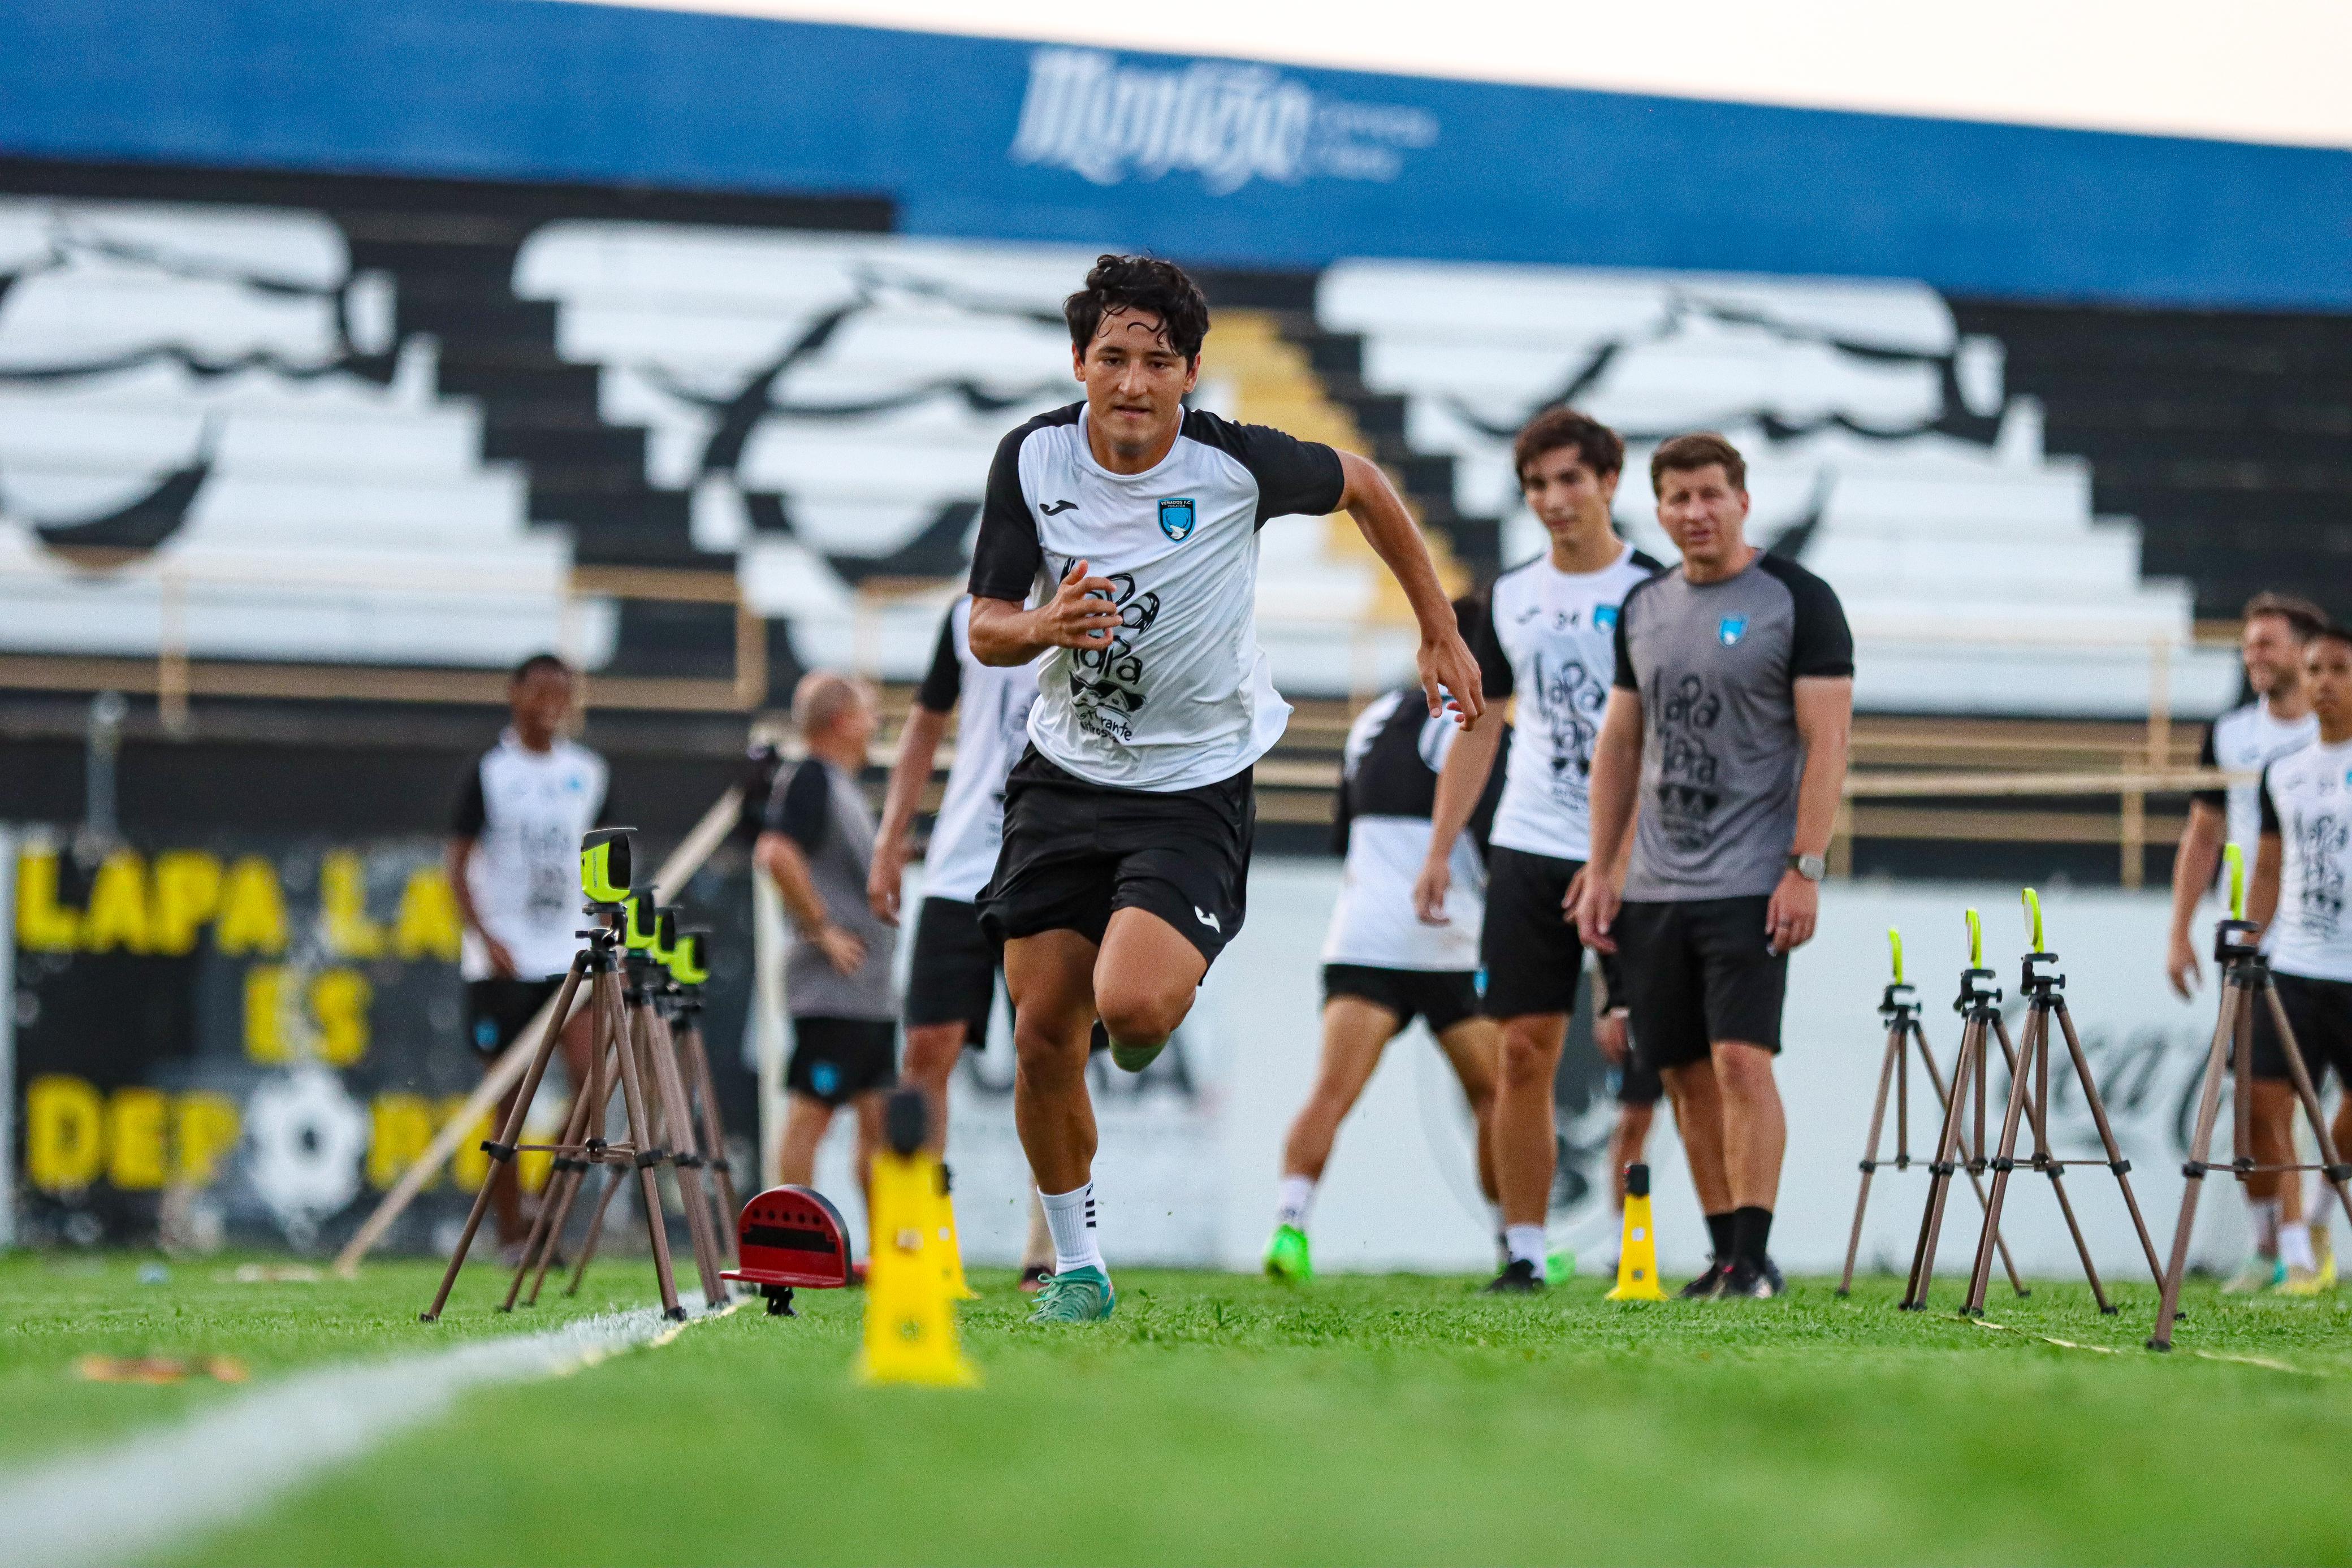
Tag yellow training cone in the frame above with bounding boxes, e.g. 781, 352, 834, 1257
1605, 1163, 1668, 1302
858, 1094, 978, 1387
935, 1163, 980, 1302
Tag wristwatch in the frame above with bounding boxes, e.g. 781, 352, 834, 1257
1787, 852, 1827, 882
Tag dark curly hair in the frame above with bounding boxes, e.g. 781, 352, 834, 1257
1512, 407, 1624, 484
1065, 254, 1210, 363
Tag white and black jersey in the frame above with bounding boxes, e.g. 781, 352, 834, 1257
449, 731, 610, 984
967, 401, 1346, 792
915, 596, 1041, 904
1321, 689, 1508, 972
1471, 544, 1662, 861
2259, 738, 2352, 984
2197, 700, 2319, 865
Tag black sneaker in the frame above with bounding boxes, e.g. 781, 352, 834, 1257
1722, 1257, 1784, 1298
1677, 1261, 1731, 1299
1484, 1258, 1546, 1293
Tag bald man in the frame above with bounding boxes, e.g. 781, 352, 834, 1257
754, 671, 898, 1201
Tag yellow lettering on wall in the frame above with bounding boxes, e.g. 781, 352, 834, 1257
105, 1088, 169, 1190
26, 1075, 104, 1192
320, 851, 387, 959
442, 1097, 492, 1193
368, 1094, 437, 1191
80, 851, 154, 954
394, 868, 462, 961
172, 1093, 242, 1185
309, 968, 371, 1067
150, 851, 224, 956
244, 965, 289, 1063
14, 847, 80, 951
214, 856, 287, 956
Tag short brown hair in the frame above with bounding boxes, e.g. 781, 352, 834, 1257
1650, 432, 1746, 495
792, 670, 874, 738
1514, 408, 1623, 485
2243, 591, 2327, 641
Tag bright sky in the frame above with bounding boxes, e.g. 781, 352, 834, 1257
562, 0, 2352, 149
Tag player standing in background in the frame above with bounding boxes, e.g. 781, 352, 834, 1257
967, 254, 1483, 1324
1264, 601, 1507, 1284
1589, 952, 1660, 1273
868, 595, 1063, 1287
1577, 434, 1854, 1300
1415, 409, 1657, 1292
447, 653, 608, 1263
2246, 622, 2352, 1296
2164, 592, 2324, 1293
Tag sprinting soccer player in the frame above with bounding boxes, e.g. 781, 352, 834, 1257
447, 653, 609, 1262
1265, 605, 1508, 1284
868, 594, 1063, 1288
2164, 591, 2324, 1292
2246, 622, 2352, 1296
755, 672, 899, 1208
1576, 433, 1854, 1300
967, 254, 1484, 1323
1415, 408, 1659, 1292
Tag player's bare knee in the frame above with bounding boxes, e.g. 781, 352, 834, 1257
1096, 982, 1187, 1047
901, 1024, 964, 1090
1012, 1016, 1089, 1082
1498, 1020, 1563, 1088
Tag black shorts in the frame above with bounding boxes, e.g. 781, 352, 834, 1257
2249, 971, 2352, 1088
1614, 895, 1787, 1071
1322, 964, 1482, 1037
787, 1016, 898, 1108
906, 896, 1000, 1041
1479, 846, 1586, 1019
465, 976, 564, 1059
978, 746, 1253, 967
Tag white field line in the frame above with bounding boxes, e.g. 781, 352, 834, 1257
0, 1295, 737, 1568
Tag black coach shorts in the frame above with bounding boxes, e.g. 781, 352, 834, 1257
787, 1016, 898, 1108
978, 746, 1253, 968
906, 895, 999, 1042
1322, 964, 1482, 1037
466, 976, 564, 1058
2249, 971, 2352, 1089
1480, 846, 1586, 1019
1614, 895, 1787, 1070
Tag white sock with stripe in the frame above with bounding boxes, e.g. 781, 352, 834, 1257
1040, 1182, 1105, 1276
1276, 1175, 1316, 1231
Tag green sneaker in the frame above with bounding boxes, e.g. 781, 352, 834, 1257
1264, 1224, 1312, 1283
1028, 1265, 1116, 1324
1544, 1248, 1575, 1285
2220, 1255, 2284, 1294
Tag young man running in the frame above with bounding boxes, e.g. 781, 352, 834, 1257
1265, 601, 1507, 1283
2246, 623, 2352, 1296
2164, 592, 2324, 1292
1576, 433, 1854, 1300
967, 254, 1482, 1324
1415, 408, 1658, 1291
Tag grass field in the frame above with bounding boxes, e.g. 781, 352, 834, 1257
7, 1251, 2352, 1566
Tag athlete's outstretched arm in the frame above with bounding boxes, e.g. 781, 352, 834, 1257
1573, 688, 1646, 954
1412, 717, 1504, 924
2166, 801, 2225, 998
969, 560, 1123, 666
1336, 451, 1483, 728
868, 701, 950, 925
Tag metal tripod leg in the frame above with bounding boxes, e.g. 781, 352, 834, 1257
2051, 997, 2164, 1284
605, 971, 685, 1319
681, 1023, 741, 1262
521, 1028, 626, 1307
1839, 1023, 1905, 1296
1903, 1012, 1983, 1309
421, 952, 589, 1322
563, 1163, 626, 1297
1982, 1012, 2112, 1314
2151, 981, 2242, 1349
500, 1080, 599, 1312
643, 1004, 728, 1307
1911, 1026, 2027, 1298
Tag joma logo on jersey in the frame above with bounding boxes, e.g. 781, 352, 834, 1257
1717, 615, 1748, 646
1158, 497, 1196, 542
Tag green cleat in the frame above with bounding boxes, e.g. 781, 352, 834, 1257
2220, 1255, 2284, 1294
1028, 1265, 1116, 1324
1264, 1224, 1312, 1283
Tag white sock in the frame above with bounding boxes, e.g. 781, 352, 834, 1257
1021, 1188, 1053, 1271
2281, 1220, 2316, 1271
1504, 1224, 1546, 1268
1040, 1182, 1105, 1276
1275, 1174, 1316, 1231
2250, 1197, 2282, 1255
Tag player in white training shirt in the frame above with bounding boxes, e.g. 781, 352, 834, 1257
2249, 622, 2352, 1296
1416, 409, 1659, 1292
1263, 601, 1507, 1283
966, 255, 1483, 1324
2165, 592, 2324, 1292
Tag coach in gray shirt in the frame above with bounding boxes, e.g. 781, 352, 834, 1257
1576, 433, 1854, 1300
755, 670, 900, 1205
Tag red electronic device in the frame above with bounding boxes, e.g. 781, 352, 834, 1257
723, 1185, 853, 1316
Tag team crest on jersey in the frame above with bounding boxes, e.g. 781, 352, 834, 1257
1717, 615, 1748, 646
1157, 497, 1196, 542
1594, 605, 1619, 632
